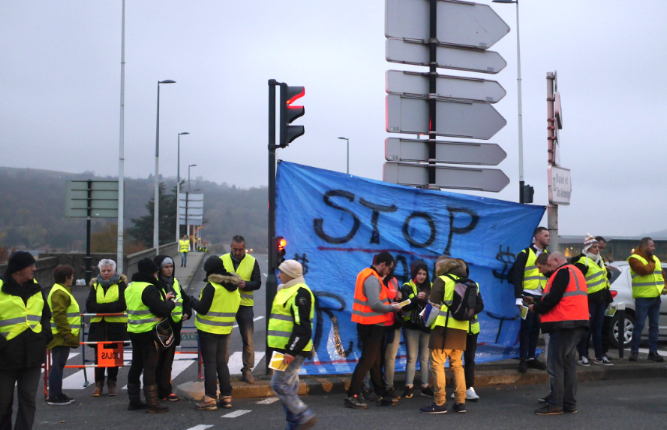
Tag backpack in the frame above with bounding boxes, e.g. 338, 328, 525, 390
443, 276, 479, 321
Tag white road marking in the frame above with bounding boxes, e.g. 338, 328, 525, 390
185, 425, 214, 430
228, 351, 265, 375
222, 409, 251, 418
256, 397, 279, 404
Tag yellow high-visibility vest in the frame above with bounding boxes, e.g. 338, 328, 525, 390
0, 279, 43, 341
267, 283, 314, 351
91, 282, 128, 323
627, 254, 665, 298
580, 256, 609, 295
431, 274, 471, 332
519, 248, 548, 291
47, 284, 81, 337
125, 282, 162, 333
179, 240, 189, 253
195, 281, 241, 335
221, 253, 256, 307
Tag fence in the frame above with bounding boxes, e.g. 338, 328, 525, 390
42, 312, 201, 399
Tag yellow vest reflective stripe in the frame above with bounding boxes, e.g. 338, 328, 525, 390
47, 284, 81, 336
627, 254, 665, 298
267, 283, 314, 351
171, 279, 183, 323
520, 248, 548, 291
402, 280, 418, 321
124, 282, 162, 333
91, 283, 128, 323
179, 240, 189, 253
221, 253, 256, 307
195, 282, 241, 334
431, 275, 470, 332
581, 257, 609, 295
0, 280, 43, 340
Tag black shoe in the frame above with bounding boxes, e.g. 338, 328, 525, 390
563, 407, 578, 414
47, 393, 75, 406
344, 395, 368, 410
377, 396, 399, 406
538, 394, 551, 404
629, 351, 638, 362
453, 403, 466, 413
420, 387, 434, 397
519, 359, 528, 373
420, 402, 447, 414
386, 387, 401, 400
535, 404, 563, 415
648, 351, 665, 362
127, 383, 147, 411
361, 389, 378, 402
402, 386, 414, 399
527, 358, 547, 370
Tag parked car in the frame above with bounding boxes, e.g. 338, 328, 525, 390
605, 261, 667, 348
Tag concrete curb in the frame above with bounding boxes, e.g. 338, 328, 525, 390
176, 360, 667, 401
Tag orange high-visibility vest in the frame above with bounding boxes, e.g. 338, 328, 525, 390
541, 264, 589, 325
351, 268, 393, 325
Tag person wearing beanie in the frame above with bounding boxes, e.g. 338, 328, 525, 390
0, 251, 53, 429
420, 257, 476, 414
86, 259, 128, 397
400, 260, 433, 399
124, 258, 175, 414
269, 260, 317, 430
189, 256, 241, 411
153, 255, 192, 402
571, 234, 614, 366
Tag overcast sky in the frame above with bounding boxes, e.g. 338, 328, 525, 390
2, 0, 666, 239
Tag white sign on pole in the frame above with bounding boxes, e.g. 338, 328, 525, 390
383, 161, 509, 192
385, 138, 506, 166
385, 0, 510, 49
178, 193, 204, 225
386, 70, 506, 103
548, 166, 571, 205
386, 94, 506, 140
386, 38, 507, 74
65, 180, 119, 218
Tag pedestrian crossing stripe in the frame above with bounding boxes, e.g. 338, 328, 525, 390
222, 409, 251, 418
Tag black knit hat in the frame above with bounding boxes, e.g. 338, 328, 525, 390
204, 255, 225, 276
137, 258, 159, 275
6, 251, 36, 275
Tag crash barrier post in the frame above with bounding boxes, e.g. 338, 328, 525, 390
617, 302, 625, 359
43, 313, 201, 398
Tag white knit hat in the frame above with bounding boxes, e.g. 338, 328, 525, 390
583, 233, 598, 254
278, 260, 303, 279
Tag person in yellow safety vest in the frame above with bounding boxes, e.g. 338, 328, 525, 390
189, 256, 241, 411
627, 237, 667, 362
46, 265, 80, 406
153, 255, 192, 402
572, 234, 614, 367
0, 251, 52, 430
269, 260, 317, 430
86, 258, 128, 397
124, 258, 176, 414
512, 226, 550, 373
458, 260, 484, 402
221, 235, 261, 384
420, 257, 479, 415
179, 235, 190, 268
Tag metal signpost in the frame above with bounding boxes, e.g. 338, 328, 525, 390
383, 0, 510, 191
65, 180, 120, 285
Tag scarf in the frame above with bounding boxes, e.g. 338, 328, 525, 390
277, 275, 305, 292
97, 273, 120, 288
585, 252, 602, 267
159, 273, 175, 291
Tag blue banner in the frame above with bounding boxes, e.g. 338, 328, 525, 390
276, 162, 546, 375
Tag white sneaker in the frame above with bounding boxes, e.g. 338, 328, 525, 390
466, 387, 480, 401
577, 356, 590, 367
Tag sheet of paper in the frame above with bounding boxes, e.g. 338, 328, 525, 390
604, 304, 617, 317
521, 306, 529, 320
268, 351, 289, 371
398, 299, 412, 308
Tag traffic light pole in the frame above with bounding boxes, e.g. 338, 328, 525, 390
427, 0, 437, 185
266, 79, 279, 374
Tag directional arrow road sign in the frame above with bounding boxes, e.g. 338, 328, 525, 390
386, 38, 507, 74
386, 94, 506, 140
386, 0, 510, 49
383, 161, 510, 192
386, 70, 506, 103
385, 138, 507, 166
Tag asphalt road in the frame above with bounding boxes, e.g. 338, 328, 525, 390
30, 376, 667, 430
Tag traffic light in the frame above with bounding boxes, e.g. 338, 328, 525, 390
272, 236, 287, 269
522, 184, 534, 204
278, 83, 305, 148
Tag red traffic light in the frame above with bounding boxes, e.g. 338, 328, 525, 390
278, 238, 287, 251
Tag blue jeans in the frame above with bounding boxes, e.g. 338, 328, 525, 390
270, 355, 314, 430
631, 296, 662, 353
180, 252, 188, 266
546, 327, 586, 409
577, 300, 606, 359
49, 346, 70, 398
520, 300, 541, 360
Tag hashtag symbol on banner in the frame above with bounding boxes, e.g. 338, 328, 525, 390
293, 253, 309, 275
492, 245, 515, 283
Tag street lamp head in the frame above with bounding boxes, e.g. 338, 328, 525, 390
492, 0, 517, 3
338, 137, 348, 140
189, 164, 197, 167
159, 80, 177, 84
179, 132, 190, 136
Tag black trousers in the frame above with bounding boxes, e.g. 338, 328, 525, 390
464, 333, 478, 389
156, 344, 176, 398
0, 366, 41, 430
199, 330, 231, 398
347, 324, 387, 397
128, 333, 159, 386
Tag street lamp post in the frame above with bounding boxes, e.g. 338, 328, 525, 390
176, 132, 190, 242
337, 137, 349, 174
187, 164, 196, 249
154, 79, 176, 256
493, 0, 524, 203
117, 0, 126, 273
